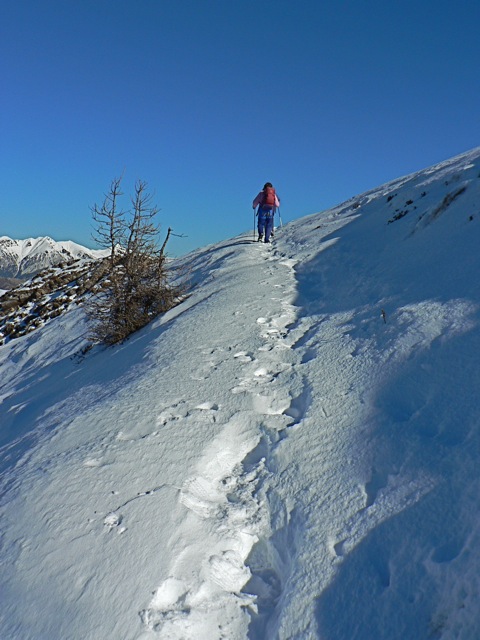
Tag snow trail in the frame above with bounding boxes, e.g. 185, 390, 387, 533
137, 240, 310, 639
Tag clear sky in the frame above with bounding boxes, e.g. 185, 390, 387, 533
1, 0, 479, 256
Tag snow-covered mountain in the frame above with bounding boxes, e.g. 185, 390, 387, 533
0, 236, 108, 279
1, 147, 480, 640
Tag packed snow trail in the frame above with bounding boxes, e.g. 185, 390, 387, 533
2, 147, 480, 639
138, 240, 315, 639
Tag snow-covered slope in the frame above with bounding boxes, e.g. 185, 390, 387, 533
1, 147, 480, 640
0, 236, 108, 278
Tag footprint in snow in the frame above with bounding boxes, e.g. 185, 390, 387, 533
233, 351, 254, 363
103, 512, 126, 534
195, 401, 219, 411
83, 456, 106, 468
156, 401, 191, 426
208, 550, 251, 592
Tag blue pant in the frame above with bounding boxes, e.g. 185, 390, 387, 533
258, 207, 274, 242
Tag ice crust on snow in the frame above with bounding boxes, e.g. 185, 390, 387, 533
2, 147, 480, 639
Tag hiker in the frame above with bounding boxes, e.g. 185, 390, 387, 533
252, 182, 280, 243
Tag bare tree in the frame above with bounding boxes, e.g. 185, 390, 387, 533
91, 176, 124, 308
88, 177, 181, 344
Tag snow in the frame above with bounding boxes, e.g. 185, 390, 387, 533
2, 147, 480, 639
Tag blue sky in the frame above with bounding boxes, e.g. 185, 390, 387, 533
1, 0, 479, 256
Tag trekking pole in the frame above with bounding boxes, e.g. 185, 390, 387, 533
278, 207, 283, 228
253, 206, 257, 241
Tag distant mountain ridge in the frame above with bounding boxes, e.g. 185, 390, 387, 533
0, 236, 108, 280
